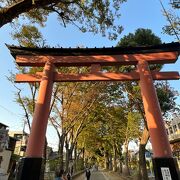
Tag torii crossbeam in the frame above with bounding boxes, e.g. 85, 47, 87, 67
8, 42, 180, 180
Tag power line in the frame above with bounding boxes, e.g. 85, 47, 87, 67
0, 104, 23, 117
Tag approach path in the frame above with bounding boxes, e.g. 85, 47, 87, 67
73, 170, 129, 180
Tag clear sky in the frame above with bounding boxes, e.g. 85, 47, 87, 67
0, 0, 179, 150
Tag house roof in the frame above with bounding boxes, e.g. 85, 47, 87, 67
0, 122, 8, 128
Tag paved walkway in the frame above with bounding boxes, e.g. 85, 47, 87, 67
73, 170, 130, 180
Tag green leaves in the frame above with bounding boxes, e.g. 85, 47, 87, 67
12, 25, 45, 47
126, 111, 142, 140
117, 28, 162, 47
162, 11, 180, 37
1, 0, 126, 40
25, 8, 49, 26
155, 81, 178, 117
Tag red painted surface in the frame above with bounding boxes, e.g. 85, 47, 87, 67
16, 51, 178, 66
137, 60, 172, 158
15, 71, 180, 82
26, 61, 54, 157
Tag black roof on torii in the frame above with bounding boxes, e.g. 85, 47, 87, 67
7, 42, 180, 58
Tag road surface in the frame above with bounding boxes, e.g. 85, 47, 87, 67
73, 170, 127, 180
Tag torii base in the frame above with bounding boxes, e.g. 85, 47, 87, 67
152, 157, 179, 180
16, 157, 43, 180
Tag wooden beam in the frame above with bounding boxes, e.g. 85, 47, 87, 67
15, 71, 180, 83
16, 51, 178, 67
16, 74, 42, 83
151, 72, 180, 80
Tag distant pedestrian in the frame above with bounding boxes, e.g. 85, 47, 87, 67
85, 168, 91, 180
66, 172, 71, 180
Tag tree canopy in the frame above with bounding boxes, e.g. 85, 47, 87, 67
0, 0, 126, 40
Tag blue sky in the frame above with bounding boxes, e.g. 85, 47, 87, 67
0, 0, 179, 149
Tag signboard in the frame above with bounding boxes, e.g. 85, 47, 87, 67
161, 167, 172, 180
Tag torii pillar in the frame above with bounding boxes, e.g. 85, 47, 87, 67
16, 61, 54, 180
138, 60, 179, 180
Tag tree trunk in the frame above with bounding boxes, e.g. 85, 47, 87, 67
109, 154, 113, 170
117, 145, 123, 174
82, 147, 85, 165
123, 141, 130, 176
0, 0, 66, 28
58, 136, 65, 171
65, 144, 69, 173
138, 127, 149, 180
74, 144, 77, 173
65, 148, 73, 173
104, 151, 109, 170
113, 144, 117, 172
59, 146, 64, 171
119, 158, 123, 174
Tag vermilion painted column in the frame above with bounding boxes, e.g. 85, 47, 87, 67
138, 60, 171, 157
17, 61, 54, 180
26, 61, 54, 157
137, 60, 179, 180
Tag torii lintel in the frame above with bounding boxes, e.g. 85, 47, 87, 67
7, 42, 180, 67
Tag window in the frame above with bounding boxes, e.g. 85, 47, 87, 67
178, 123, 180, 130
166, 129, 169, 135
14, 134, 23, 140
173, 125, 177, 132
169, 127, 173, 134
20, 146, 26, 151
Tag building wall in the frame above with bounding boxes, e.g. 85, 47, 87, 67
166, 116, 180, 168
8, 131, 28, 157
166, 117, 180, 142
0, 150, 12, 173
166, 117, 180, 147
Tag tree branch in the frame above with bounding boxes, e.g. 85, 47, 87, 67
16, 86, 31, 131
0, 0, 76, 28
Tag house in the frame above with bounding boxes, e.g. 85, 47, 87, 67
0, 123, 17, 180
165, 116, 180, 167
9, 131, 29, 157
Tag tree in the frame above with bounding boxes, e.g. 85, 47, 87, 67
117, 28, 161, 46
49, 80, 103, 172
12, 25, 46, 47
77, 104, 126, 171
156, 81, 178, 117
76, 80, 136, 174
123, 111, 141, 175
0, 0, 126, 40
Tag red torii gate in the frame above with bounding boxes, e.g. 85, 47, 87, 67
8, 42, 180, 180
